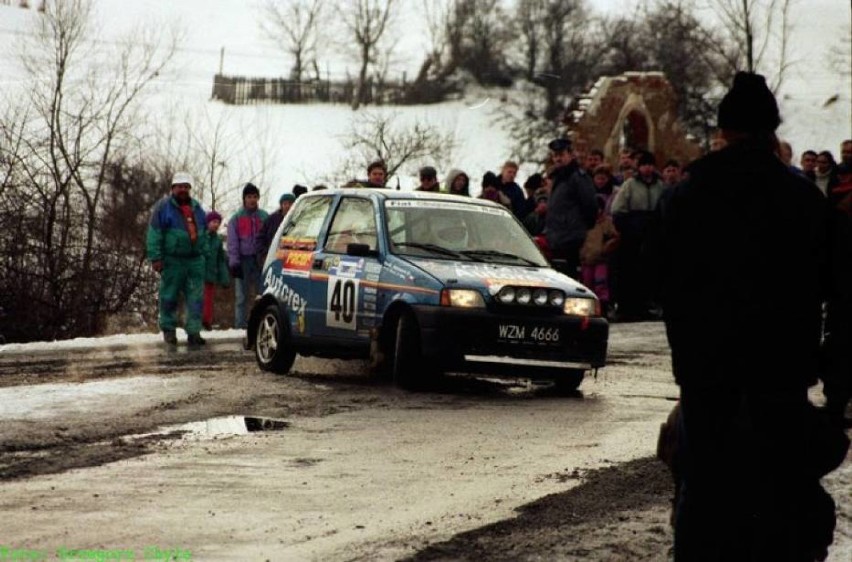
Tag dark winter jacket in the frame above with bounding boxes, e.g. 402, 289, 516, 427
821, 163, 852, 406
500, 181, 527, 219
202, 230, 231, 286
146, 196, 208, 261
255, 209, 286, 262
661, 141, 829, 388
523, 211, 546, 236
226, 207, 268, 267
544, 161, 597, 252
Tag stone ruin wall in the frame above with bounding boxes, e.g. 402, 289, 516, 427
566, 72, 702, 169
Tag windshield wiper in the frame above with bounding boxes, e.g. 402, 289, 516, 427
393, 242, 466, 258
459, 249, 540, 266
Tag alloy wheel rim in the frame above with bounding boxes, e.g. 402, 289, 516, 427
257, 314, 279, 362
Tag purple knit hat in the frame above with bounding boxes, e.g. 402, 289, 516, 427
206, 210, 222, 223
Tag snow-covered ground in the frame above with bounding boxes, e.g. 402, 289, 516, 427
0, 328, 244, 355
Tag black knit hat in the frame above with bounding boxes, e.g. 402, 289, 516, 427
717, 72, 781, 133
548, 138, 572, 152
242, 182, 260, 198
482, 171, 501, 189
419, 166, 437, 180
636, 151, 656, 167
524, 173, 543, 191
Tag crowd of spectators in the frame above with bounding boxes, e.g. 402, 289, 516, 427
376, 137, 852, 324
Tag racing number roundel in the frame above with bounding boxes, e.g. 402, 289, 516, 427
326, 275, 359, 330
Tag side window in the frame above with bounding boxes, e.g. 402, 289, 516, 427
325, 198, 378, 254
278, 196, 332, 252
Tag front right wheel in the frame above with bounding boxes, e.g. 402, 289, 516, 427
255, 304, 296, 374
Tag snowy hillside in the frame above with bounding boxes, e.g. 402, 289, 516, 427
0, 0, 849, 218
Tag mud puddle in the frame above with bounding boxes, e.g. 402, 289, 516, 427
124, 415, 291, 442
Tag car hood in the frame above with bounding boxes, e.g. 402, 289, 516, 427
401, 258, 594, 299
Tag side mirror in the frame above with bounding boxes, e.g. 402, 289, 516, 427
346, 242, 377, 257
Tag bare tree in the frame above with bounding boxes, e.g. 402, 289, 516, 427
588, 1, 731, 143
338, 111, 456, 185
710, 0, 795, 92
261, 0, 325, 88
0, 0, 179, 340
445, 0, 514, 86
511, 0, 598, 121
338, 0, 397, 110
516, 0, 546, 82
493, 84, 567, 167
146, 103, 282, 216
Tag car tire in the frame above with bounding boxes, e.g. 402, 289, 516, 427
552, 369, 585, 394
255, 304, 296, 374
392, 311, 427, 390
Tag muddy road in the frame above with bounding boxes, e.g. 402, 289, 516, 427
0, 324, 848, 561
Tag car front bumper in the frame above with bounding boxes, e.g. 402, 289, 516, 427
410, 304, 608, 371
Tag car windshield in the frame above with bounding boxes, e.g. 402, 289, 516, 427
384, 199, 549, 267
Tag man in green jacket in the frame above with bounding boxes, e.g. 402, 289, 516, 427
146, 172, 208, 347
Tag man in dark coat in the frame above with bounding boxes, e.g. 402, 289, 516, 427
661, 72, 847, 561
255, 192, 296, 266
822, 161, 852, 428
544, 138, 597, 279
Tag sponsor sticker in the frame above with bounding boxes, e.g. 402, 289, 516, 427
264, 269, 308, 333
279, 236, 317, 251
385, 200, 506, 215
330, 257, 364, 279
284, 250, 313, 270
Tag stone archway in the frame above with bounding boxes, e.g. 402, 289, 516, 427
564, 72, 700, 168
621, 109, 651, 152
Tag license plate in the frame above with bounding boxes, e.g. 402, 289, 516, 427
497, 324, 560, 345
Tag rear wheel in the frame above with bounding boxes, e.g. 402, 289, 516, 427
392, 312, 427, 390
552, 369, 585, 394
255, 304, 296, 374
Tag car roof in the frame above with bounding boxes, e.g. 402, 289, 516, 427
300, 188, 506, 210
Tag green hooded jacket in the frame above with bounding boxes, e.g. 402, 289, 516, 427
202, 230, 231, 286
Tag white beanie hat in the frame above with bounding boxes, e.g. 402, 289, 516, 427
171, 171, 194, 186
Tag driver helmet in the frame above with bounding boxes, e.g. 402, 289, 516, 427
430, 214, 469, 249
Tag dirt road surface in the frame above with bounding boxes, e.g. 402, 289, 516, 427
0, 323, 848, 561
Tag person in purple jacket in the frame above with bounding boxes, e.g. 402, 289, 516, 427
227, 182, 268, 329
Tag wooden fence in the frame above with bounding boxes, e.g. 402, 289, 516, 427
211, 74, 409, 106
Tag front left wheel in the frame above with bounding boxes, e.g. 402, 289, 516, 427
392, 311, 428, 390
255, 304, 296, 374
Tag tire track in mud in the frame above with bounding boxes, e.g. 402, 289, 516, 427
404, 456, 674, 562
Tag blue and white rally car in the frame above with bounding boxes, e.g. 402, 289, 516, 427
246, 189, 608, 391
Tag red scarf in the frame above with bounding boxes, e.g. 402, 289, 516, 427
179, 203, 198, 244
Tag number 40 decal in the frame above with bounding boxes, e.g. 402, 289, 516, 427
326, 276, 359, 330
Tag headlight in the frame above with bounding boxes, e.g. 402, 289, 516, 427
497, 286, 515, 304
549, 290, 565, 307
516, 287, 532, 305
563, 298, 598, 316
441, 289, 485, 308
533, 288, 548, 306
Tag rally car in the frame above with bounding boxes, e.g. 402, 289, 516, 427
245, 189, 608, 392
